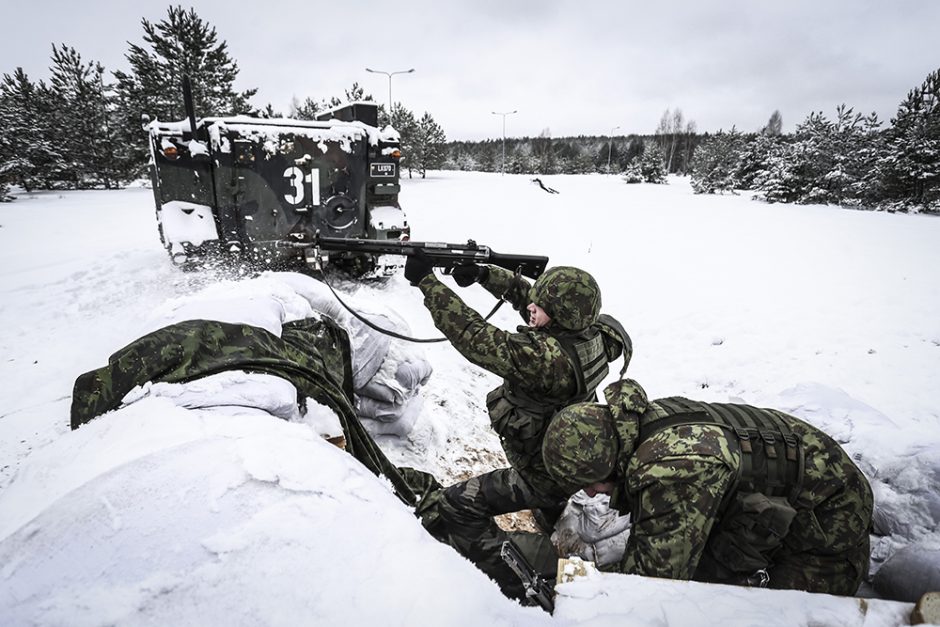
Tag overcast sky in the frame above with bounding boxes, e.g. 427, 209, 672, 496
3, 1, 939, 141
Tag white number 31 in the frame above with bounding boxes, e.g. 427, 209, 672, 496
283, 167, 320, 206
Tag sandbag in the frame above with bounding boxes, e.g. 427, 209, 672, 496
551, 492, 631, 568
873, 542, 940, 602
359, 395, 423, 438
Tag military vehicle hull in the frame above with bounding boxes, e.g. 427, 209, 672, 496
147, 102, 408, 276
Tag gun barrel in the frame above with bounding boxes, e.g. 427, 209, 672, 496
315, 235, 548, 279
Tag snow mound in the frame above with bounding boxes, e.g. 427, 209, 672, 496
0, 402, 549, 626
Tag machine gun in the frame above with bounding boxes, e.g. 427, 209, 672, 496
311, 234, 549, 280
501, 540, 555, 613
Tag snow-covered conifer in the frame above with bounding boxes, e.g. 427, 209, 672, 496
690, 129, 742, 193
391, 104, 419, 178
112, 6, 257, 177
879, 67, 940, 211
0, 68, 60, 193
47, 45, 123, 189
413, 112, 446, 178
639, 141, 668, 183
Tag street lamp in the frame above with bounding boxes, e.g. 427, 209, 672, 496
491, 110, 517, 175
607, 126, 621, 174
365, 67, 415, 121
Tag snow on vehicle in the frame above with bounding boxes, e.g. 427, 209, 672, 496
144, 78, 409, 277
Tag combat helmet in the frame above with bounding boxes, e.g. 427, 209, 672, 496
542, 402, 618, 495
529, 266, 601, 331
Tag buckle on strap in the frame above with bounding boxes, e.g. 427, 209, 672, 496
746, 569, 770, 588
733, 426, 753, 454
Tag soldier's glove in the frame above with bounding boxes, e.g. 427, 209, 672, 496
452, 262, 489, 287
404, 249, 434, 286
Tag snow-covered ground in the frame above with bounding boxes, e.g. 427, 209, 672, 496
0, 172, 937, 625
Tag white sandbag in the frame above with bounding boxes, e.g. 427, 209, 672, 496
121, 371, 303, 421
266, 271, 343, 320
358, 335, 433, 402
394, 358, 433, 391
271, 272, 393, 388
142, 277, 313, 338
359, 395, 423, 438
359, 379, 407, 405
872, 541, 940, 602
551, 492, 631, 568
356, 395, 410, 423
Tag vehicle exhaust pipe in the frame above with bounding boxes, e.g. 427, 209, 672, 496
182, 74, 197, 137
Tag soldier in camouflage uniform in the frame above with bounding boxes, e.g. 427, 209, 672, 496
403, 253, 631, 598
541, 378, 874, 595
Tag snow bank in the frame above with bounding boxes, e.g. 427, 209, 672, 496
0, 402, 549, 626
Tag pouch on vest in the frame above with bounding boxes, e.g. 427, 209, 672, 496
486, 387, 547, 467
706, 492, 798, 574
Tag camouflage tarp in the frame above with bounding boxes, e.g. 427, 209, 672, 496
70, 317, 418, 505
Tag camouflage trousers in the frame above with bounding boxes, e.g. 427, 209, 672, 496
405, 466, 559, 600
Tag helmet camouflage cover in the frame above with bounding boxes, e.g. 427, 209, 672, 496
542, 402, 618, 495
529, 266, 602, 331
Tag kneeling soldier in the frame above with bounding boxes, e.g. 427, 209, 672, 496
541, 379, 873, 596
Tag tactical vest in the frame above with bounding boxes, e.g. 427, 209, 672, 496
487, 325, 614, 490
638, 397, 805, 506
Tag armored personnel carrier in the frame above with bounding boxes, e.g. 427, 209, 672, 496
145, 82, 408, 277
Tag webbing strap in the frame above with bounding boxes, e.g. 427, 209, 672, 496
596, 313, 632, 377
555, 330, 609, 399
640, 399, 804, 505
576, 334, 608, 393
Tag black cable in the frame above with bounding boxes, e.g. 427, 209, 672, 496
316, 271, 505, 344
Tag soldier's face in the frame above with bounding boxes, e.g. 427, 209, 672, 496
527, 303, 552, 328
583, 481, 616, 498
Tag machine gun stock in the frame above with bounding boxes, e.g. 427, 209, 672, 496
500, 540, 555, 613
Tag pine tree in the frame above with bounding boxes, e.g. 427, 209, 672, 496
326, 82, 373, 108
0, 117, 13, 199
289, 96, 322, 120
113, 6, 257, 178
690, 129, 743, 193
412, 112, 446, 178
637, 141, 667, 183
0, 68, 60, 193
752, 140, 802, 203
46, 45, 123, 189
532, 128, 557, 175
763, 110, 783, 136
879, 67, 940, 211
391, 104, 418, 178
735, 133, 780, 190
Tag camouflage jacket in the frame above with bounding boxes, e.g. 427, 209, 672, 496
70, 317, 419, 505
417, 267, 623, 496
603, 381, 872, 588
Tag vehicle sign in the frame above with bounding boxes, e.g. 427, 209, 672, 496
370, 163, 396, 177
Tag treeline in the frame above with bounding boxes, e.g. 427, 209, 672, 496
690, 68, 940, 213
0, 5, 448, 201
444, 123, 701, 181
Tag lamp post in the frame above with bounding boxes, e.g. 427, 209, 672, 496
491, 110, 517, 175
365, 67, 415, 120
607, 125, 621, 174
